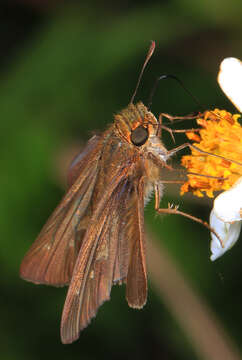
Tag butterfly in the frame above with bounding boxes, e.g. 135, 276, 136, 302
20, 41, 185, 344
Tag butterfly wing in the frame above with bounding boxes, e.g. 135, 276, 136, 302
125, 177, 147, 309
67, 135, 100, 187
20, 135, 102, 286
60, 172, 147, 344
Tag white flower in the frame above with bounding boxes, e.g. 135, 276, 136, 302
210, 178, 242, 260
210, 58, 242, 261
217, 57, 242, 112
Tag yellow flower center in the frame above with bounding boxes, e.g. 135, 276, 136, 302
181, 109, 242, 197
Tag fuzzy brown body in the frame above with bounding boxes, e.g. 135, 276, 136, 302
20, 102, 170, 344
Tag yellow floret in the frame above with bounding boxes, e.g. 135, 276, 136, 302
181, 109, 242, 197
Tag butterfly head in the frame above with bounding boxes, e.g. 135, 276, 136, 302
114, 102, 169, 163
114, 102, 159, 145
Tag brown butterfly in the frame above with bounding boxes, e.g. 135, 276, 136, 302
20, 41, 191, 344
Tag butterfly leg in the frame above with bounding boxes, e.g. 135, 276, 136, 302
159, 112, 199, 123
165, 142, 242, 167
157, 112, 199, 139
154, 184, 224, 247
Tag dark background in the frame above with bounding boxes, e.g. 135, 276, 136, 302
1, 1, 242, 359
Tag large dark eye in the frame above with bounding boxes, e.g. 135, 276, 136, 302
130, 126, 148, 146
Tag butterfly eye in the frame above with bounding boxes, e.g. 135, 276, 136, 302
131, 126, 149, 146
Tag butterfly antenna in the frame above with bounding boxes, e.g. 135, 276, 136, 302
130, 40, 156, 104
148, 74, 202, 110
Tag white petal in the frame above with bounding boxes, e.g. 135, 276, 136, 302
213, 177, 242, 223
217, 57, 242, 112
210, 209, 241, 261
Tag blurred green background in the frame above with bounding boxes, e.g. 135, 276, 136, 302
1, 1, 242, 359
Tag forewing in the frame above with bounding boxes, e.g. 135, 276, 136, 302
60, 173, 147, 344
60, 168, 136, 344
20, 136, 102, 286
